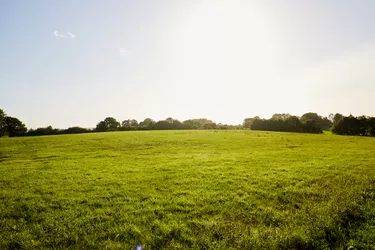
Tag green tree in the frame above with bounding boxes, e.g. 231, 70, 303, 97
271, 113, 291, 120
285, 116, 302, 132
244, 116, 261, 129
332, 115, 360, 135
95, 121, 107, 132
203, 122, 217, 129
95, 117, 120, 132
243, 118, 253, 128
250, 115, 322, 134
3, 116, 27, 137
105, 117, 120, 131
301, 112, 320, 123
153, 120, 168, 130
121, 119, 138, 131
217, 123, 230, 130
63, 127, 90, 134
154, 118, 184, 130
139, 118, 156, 130
183, 118, 213, 129
368, 117, 375, 136
301, 112, 332, 130
0, 109, 5, 136
250, 117, 263, 130
302, 120, 323, 134
130, 119, 138, 128
358, 116, 368, 136
329, 113, 344, 126
165, 117, 174, 124
320, 117, 333, 130
26, 126, 57, 136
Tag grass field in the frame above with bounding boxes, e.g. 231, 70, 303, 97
1, 130, 375, 249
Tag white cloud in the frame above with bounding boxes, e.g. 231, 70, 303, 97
53, 31, 75, 40
53, 31, 67, 39
67, 32, 76, 40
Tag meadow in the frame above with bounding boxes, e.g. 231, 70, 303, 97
0, 130, 374, 249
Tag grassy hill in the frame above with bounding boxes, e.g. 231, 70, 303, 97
0, 130, 374, 249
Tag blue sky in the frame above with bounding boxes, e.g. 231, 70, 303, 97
1, 0, 375, 128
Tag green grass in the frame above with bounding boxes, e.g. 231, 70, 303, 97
0, 130, 374, 249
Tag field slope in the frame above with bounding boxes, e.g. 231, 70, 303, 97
0, 130, 374, 249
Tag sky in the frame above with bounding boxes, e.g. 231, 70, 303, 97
1, 0, 375, 129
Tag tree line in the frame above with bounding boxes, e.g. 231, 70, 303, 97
332, 115, 375, 136
1, 108, 375, 137
95, 117, 241, 132
243, 113, 333, 134
0, 109, 241, 137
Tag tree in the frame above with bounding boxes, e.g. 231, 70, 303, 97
250, 117, 264, 130
368, 117, 375, 136
301, 112, 320, 123
301, 112, 332, 130
63, 127, 90, 134
154, 120, 171, 130
217, 123, 230, 130
302, 120, 323, 134
154, 118, 184, 130
320, 117, 333, 130
332, 115, 360, 135
271, 113, 292, 120
121, 119, 138, 131
329, 113, 344, 126
250, 115, 322, 134
331, 115, 375, 136
243, 118, 253, 129
285, 116, 302, 132
95, 117, 120, 132
0, 109, 5, 136
26, 126, 56, 136
165, 117, 174, 124
130, 119, 138, 128
328, 113, 334, 122
168, 118, 184, 130
183, 118, 213, 129
3, 116, 27, 137
139, 118, 156, 130
358, 116, 368, 136
95, 121, 107, 132
203, 122, 217, 129
104, 117, 120, 131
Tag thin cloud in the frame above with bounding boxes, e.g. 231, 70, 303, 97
53, 31, 67, 39
119, 48, 130, 58
67, 32, 76, 40
119, 48, 129, 54
53, 31, 75, 40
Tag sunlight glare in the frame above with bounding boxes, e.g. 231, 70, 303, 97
173, 1, 279, 86
165, 1, 293, 119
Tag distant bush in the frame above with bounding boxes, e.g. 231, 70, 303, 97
61, 127, 91, 134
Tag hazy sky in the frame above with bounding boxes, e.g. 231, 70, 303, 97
1, 0, 375, 128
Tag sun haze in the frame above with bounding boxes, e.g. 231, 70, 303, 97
1, 0, 375, 128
